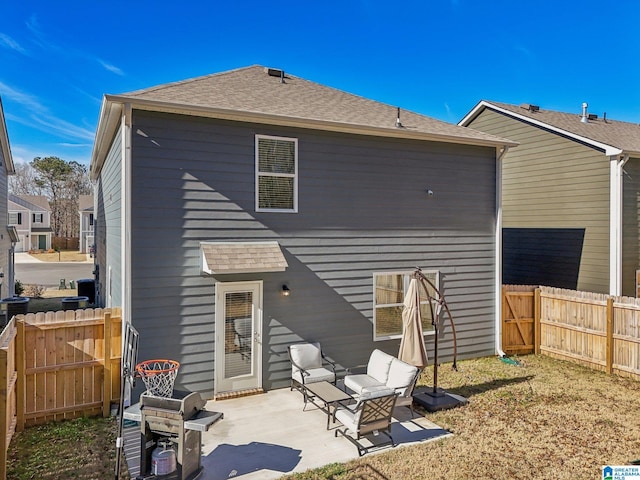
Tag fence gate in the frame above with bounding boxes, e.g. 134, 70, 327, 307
502, 286, 536, 355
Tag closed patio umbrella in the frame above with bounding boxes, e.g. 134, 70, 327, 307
398, 277, 429, 368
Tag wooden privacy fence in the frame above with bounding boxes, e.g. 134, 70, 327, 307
503, 285, 640, 380
0, 308, 121, 480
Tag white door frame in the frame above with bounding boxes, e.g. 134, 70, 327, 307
214, 281, 263, 395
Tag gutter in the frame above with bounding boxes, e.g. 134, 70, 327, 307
90, 95, 517, 177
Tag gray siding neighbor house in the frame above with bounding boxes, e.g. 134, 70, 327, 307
460, 101, 640, 296
0, 98, 16, 298
90, 66, 515, 399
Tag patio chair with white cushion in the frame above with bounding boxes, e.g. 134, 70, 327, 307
333, 388, 398, 456
287, 341, 337, 405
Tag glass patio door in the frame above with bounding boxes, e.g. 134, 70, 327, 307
214, 281, 262, 394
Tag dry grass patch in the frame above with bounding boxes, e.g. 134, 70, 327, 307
7, 416, 130, 479
28, 251, 89, 262
285, 355, 640, 480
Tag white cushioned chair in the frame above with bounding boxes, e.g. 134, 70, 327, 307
287, 342, 337, 404
333, 388, 398, 456
343, 349, 420, 414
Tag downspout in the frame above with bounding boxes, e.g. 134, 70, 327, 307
495, 145, 509, 357
610, 153, 629, 296
7, 246, 14, 297
122, 103, 132, 324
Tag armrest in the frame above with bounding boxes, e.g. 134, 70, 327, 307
321, 353, 337, 373
345, 364, 367, 375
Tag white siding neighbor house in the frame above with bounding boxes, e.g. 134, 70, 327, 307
8, 194, 52, 252
79, 195, 94, 254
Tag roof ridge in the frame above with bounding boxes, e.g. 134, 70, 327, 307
485, 100, 640, 127
120, 64, 263, 97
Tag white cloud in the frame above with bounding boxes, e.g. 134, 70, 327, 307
98, 60, 124, 76
0, 33, 27, 55
0, 81, 46, 113
30, 115, 95, 142
0, 82, 94, 142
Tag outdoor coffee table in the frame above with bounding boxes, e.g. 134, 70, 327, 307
303, 381, 353, 429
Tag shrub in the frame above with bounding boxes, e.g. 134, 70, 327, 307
14, 280, 24, 296
23, 284, 46, 298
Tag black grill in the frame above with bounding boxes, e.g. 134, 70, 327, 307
124, 390, 222, 480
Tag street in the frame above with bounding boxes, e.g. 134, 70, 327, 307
15, 256, 94, 288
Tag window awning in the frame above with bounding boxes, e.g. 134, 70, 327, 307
200, 241, 288, 275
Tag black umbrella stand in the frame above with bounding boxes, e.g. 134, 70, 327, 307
410, 268, 467, 412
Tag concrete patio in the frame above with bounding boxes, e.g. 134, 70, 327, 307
124, 386, 451, 479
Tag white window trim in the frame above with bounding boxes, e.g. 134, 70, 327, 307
255, 134, 298, 213
373, 270, 439, 341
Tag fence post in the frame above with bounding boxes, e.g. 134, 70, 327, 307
534, 288, 541, 355
103, 312, 112, 418
15, 319, 24, 432
606, 297, 614, 374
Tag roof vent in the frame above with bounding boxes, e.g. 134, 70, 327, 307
588, 113, 598, 121
520, 103, 540, 112
581, 102, 589, 123
265, 68, 285, 83
395, 107, 403, 128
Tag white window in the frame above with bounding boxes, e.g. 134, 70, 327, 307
373, 270, 439, 341
8, 212, 22, 225
32, 213, 43, 223
255, 135, 298, 212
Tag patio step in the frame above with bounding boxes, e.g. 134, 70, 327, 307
214, 387, 264, 401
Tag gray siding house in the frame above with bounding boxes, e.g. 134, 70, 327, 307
460, 101, 640, 296
90, 66, 515, 399
0, 98, 17, 298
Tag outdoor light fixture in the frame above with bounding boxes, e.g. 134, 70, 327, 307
282, 285, 291, 296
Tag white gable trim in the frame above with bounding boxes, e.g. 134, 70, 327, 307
460, 101, 623, 157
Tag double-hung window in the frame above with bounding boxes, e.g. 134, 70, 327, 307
255, 135, 298, 212
8, 212, 22, 225
32, 213, 43, 223
373, 270, 439, 341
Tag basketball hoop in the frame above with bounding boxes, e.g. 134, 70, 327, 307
135, 359, 180, 398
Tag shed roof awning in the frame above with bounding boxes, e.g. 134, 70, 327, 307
200, 241, 288, 275
7, 226, 18, 244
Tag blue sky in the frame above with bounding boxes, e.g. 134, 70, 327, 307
1, 1, 639, 166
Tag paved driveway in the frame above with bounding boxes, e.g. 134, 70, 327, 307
14, 253, 94, 287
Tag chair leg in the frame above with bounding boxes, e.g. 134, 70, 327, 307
335, 427, 394, 456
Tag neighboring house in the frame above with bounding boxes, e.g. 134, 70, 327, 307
460, 101, 640, 296
8, 194, 52, 252
90, 65, 515, 399
78, 195, 94, 254
0, 97, 17, 298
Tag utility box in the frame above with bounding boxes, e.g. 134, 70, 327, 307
0, 296, 29, 326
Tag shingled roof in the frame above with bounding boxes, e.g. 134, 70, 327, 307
460, 100, 640, 156
92, 66, 515, 177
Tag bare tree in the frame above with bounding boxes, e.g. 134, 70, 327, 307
15, 157, 92, 240
9, 162, 44, 196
